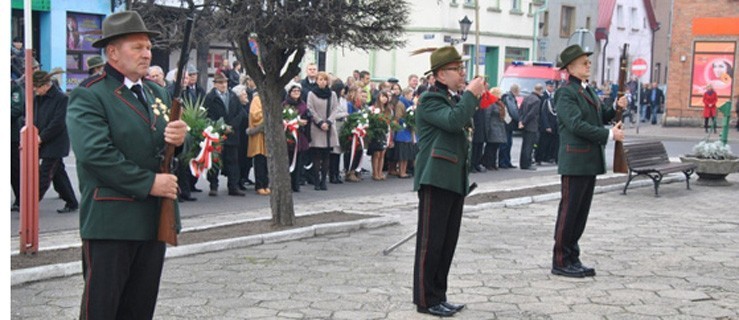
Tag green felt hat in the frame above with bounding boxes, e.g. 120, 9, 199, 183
86, 55, 105, 69
557, 44, 593, 69
425, 46, 466, 75
92, 11, 160, 48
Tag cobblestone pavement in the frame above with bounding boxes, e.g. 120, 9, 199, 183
11, 173, 739, 319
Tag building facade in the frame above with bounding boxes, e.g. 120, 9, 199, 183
664, 0, 738, 126
537, 0, 600, 81
596, 0, 658, 86
319, 0, 542, 87
11, 0, 111, 92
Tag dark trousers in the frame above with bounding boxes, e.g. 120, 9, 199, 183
520, 131, 537, 169
553, 175, 595, 267
343, 148, 362, 172
176, 161, 193, 198
535, 132, 558, 163
329, 152, 341, 179
471, 142, 484, 168
311, 147, 330, 183
413, 185, 464, 308
79, 239, 166, 320
289, 148, 306, 190
207, 145, 240, 191
253, 154, 269, 189
498, 128, 514, 167
11, 141, 20, 205
238, 132, 253, 184
39, 158, 78, 207
481, 142, 500, 168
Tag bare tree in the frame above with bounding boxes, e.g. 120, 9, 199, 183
134, 0, 409, 226
133, 0, 224, 88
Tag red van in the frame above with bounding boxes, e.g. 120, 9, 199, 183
498, 61, 566, 103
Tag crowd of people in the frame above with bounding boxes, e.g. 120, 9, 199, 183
10, 47, 609, 211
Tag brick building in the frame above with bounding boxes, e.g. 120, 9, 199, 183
665, 0, 738, 126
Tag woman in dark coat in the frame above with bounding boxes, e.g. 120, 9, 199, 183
283, 84, 311, 192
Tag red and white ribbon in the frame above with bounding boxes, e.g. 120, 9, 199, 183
283, 118, 300, 172
189, 126, 221, 178
350, 125, 367, 170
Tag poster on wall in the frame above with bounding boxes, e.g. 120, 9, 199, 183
690, 41, 735, 109
66, 12, 103, 91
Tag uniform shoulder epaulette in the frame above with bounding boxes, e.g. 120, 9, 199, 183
79, 72, 106, 88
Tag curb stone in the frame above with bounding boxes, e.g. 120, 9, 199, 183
11, 216, 398, 286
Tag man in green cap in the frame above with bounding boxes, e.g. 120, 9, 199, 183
67, 11, 187, 319
86, 55, 105, 76
412, 46, 485, 317
551, 44, 627, 278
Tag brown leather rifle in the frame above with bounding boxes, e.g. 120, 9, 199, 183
612, 43, 629, 174
158, 10, 195, 246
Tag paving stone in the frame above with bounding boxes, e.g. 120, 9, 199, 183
657, 289, 711, 301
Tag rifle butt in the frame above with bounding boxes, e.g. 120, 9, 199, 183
158, 198, 178, 246
613, 141, 628, 174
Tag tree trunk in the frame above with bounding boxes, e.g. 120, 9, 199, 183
237, 36, 301, 227
196, 40, 209, 89
261, 78, 296, 226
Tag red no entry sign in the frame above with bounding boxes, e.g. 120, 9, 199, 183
631, 58, 648, 77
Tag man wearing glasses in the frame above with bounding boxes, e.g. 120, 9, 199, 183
412, 46, 485, 317
552, 44, 627, 278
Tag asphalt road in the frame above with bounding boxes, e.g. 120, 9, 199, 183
9, 134, 732, 235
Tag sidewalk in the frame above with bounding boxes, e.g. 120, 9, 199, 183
11, 171, 738, 319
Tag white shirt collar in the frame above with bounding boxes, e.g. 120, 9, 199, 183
123, 77, 144, 89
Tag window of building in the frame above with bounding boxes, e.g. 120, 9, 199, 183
586, 16, 591, 30
616, 5, 624, 29
560, 6, 575, 38
542, 11, 549, 37
512, 0, 521, 11
630, 7, 639, 31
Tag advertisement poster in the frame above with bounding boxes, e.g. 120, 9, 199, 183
690, 42, 735, 108
66, 12, 103, 91
67, 13, 103, 51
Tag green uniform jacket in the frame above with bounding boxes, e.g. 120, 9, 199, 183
67, 65, 180, 241
413, 88, 479, 196
555, 78, 616, 176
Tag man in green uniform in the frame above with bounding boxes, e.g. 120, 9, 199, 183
552, 44, 626, 278
413, 46, 485, 317
67, 11, 187, 319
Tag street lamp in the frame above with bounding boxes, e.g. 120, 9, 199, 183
567, 28, 596, 52
313, 34, 328, 71
447, 15, 472, 45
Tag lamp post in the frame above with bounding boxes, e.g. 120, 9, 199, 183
449, 15, 472, 46
313, 34, 328, 72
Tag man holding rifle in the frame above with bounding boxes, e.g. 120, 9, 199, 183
67, 11, 187, 319
552, 44, 627, 278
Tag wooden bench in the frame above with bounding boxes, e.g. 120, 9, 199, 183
622, 140, 698, 196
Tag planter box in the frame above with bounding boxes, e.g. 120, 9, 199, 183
679, 156, 739, 186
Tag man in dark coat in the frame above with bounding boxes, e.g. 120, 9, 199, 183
66, 11, 188, 319
412, 46, 486, 317
648, 82, 664, 124
498, 84, 520, 168
11, 79, 25, 211
518, 84, 543, 170
32, 70, 79, 213
551, 44, 626, 278
203, 72, 246, 196
300, 62, 319, 101
536, 80, 559, 164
